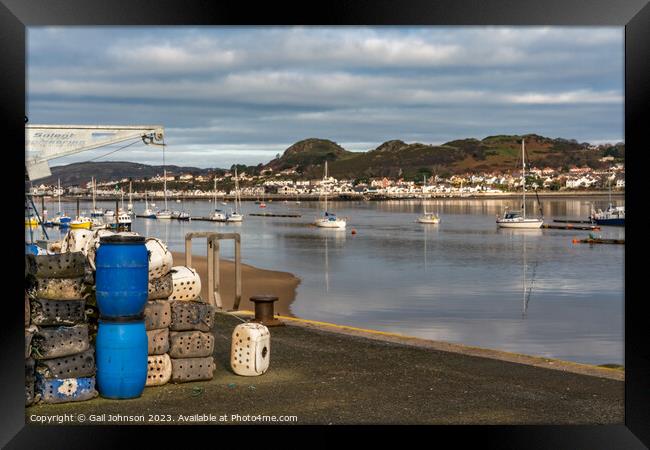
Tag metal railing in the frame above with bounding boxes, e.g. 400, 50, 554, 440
184, 232, 242, 310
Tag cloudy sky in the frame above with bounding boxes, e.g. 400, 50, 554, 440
27, 26, 624, 168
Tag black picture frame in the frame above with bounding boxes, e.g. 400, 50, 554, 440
3, 0, 648, 447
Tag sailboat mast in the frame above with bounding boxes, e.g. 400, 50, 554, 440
163, 169, 168, 210
92, 177, 96, 210
423, 174, 427, 214
522, 139, 526, 219
58, 178, 62, 214
323, 161, 328, 212
234, 168, 240, 214
213, 177, 217, 210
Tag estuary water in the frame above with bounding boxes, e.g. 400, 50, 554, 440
28, 197, 624, 365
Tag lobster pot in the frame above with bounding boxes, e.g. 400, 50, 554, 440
26, 358, 36, 406
169, 331, 214, 359
31, 277, 86, 300
147, 328, 170, 355
95, 235, 149, 319
144, 301, 172, 330
30, 298, 86, 326
170, 301, 215, 332
25, 293, 30, 328
26, 252, 86, 279
146, 354, 172, 386
169, 266, 202, 302
170, 357, 215, 383
36, 348, 95, 379
96, 320, 148, 399
231, 323, 271, 377
146, 238, 173, 280
31, 324, 90, 360
148, 272, 173, 300
36, 375, 99, 404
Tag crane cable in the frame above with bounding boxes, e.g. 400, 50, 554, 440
85, 139, 141, 162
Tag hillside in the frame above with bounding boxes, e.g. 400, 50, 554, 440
267, 134, 624, 179
40, 161, 218, 186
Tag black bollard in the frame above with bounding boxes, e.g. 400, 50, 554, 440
249, 295, 283, 327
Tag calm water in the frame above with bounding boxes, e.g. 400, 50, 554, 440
28, 197, 624, 365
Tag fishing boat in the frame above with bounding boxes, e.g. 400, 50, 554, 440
156, 168, 173, 219
108, 212, 132, 231
590, 179, 624, 226
226, 168, 244, 222
417, 175, 440, 224
497, 139, 543, 229
104, 209, 115, 218
90, 177, 104, 217
314, 161, 346, 229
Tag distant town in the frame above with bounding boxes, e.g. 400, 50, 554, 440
28, 160, 625, 200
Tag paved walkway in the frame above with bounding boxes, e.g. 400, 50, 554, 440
26, 313, 623, 425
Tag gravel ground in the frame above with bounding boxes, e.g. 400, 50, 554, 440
26, 313, 623, 425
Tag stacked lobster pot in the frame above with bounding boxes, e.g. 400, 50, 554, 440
167, 266, 216, 383
144, 238, 174, 387
25, 252, 98, 404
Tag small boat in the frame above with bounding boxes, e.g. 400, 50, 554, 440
70, 216, 93, 229
25, 217, 39, 226
104, 209, 115, 218
314, 161, 346, 229
108, 212, 132, 230
417, 175, 440, 224
226, 168, 244, 223
156, 209, 173, 219
209, 209, 227, 222
590, 205, 624, 226
90, 177, 104, 217
177, 211, 190, 221
141, 192, 157, 218
497, 139, 543, 229
156, 164, 172, 219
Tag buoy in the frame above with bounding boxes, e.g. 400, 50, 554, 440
351, 229, 357, 235
572, 238, 579, 244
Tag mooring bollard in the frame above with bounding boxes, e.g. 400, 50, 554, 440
249, 295, 283, 327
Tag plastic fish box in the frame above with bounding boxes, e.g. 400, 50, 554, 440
148, 272, 173, 300
147, 328, 170, 355
36, 348, 95, 379
170, 356, 215, 383
26, 252, 86, 279
30, 298, 86, 326
36, 375, 98, 404
169, 266, 202, 302
231, 323, 270, 377
170, 301, 214, 332
31, 324, 90, 360
144, 300, 172, 330
31, 277, 86, 300
169, 330, 214, 359
146, 353, 172, 386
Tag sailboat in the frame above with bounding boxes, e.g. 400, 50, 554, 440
226, 168, 244, 222
496, 139, 543, 229
141, 191, 157, 218
156, 169, 172, 219
127, 182, 134, 215
90, 177, 104, 217
314, 161, 346, 229
209, 177, 227, 221
51, 178, 71, 227
417, 175, 440, 224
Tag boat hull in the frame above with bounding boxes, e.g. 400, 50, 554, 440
496, 219, 544, 229
594, 218, 624, 226
315, 219, 346, 229
417, 217, 440, 224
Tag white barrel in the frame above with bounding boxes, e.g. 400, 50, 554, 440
60, 229, 95, 255
146, 238, 173, 280
231, 323, 270, 377
169, 266, 201, 301
146, 353, 172, 386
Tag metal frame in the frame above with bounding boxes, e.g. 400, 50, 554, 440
184, 232, 242, 310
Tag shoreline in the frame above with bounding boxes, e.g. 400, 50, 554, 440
39, 190, 624, 202
171, 252, 300, 316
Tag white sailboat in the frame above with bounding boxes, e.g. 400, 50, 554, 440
127, 182, 134, 215
314, 161, 346, 229
90, 177, 104, 217
226, 168, 244, 222
142, 191, 157, 218
417, 175, 440, 224
497, 139, 543, 229
52, 178, 71, 227
156, 169, 172, 219
209, 177, 227, 221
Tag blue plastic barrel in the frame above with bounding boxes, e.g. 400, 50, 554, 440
96, 319, 148, 399
95, 235, 148, 318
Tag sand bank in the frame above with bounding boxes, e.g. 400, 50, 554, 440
171, 252, 300, 316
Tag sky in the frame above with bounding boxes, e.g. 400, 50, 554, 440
27, 26, 624, 169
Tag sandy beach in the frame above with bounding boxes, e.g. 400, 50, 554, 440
171, 252, 300, 316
